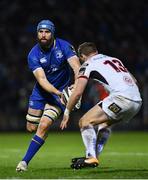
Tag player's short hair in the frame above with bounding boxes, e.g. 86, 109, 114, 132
78, 42, 97, 57
37, 19, 55, 35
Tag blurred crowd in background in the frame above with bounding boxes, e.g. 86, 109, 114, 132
0, 0, 148, 131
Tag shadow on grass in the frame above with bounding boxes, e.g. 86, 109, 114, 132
3, 166, 148, 179
35, 166, 148, 172
37, 166, 148, 178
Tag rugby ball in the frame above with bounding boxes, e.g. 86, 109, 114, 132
62, 86, 81, 110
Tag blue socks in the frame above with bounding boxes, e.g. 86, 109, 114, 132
22, 135, 44, 164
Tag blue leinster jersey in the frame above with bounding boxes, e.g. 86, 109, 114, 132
27, 38, 76, 110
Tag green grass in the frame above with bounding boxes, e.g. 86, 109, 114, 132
0, 131, 148, 179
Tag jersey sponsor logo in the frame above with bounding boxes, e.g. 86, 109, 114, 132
40, 57, 47, 63
78, 63, 88, 76
55, 50, 63, 58
47, 64, 59, 74
79, 67, 86, 76
82, 63, 89, 67
108, 103, 122, 114
123, 76, 134, 86
51, 64, 58, 72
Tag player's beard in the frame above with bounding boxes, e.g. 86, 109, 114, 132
38, 36, 54, 51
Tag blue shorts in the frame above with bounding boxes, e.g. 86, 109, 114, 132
28, 93, 65, 112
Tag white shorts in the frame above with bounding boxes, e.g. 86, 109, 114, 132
99, 95, 142, 122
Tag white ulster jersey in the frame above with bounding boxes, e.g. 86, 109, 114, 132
78, 54, 142, 101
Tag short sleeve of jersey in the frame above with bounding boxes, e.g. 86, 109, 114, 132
78, 63, 91, 79
28, 51, 41, 72
61, 40, 77, 59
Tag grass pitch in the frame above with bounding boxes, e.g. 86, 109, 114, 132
0, 131, 148, 179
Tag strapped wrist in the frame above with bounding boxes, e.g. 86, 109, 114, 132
64, 108, 70, 116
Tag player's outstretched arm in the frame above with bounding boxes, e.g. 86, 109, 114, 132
33, 67, 62, 96
60, 77, 88, 130
60, 109, 70, 130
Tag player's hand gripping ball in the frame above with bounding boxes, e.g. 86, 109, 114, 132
62, 86, 81, 110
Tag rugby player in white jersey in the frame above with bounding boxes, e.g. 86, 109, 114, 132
60, 42, 142, 169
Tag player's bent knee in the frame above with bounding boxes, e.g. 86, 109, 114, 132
79, 118, 82, 128
37, 107, 61, 136
38, 122, 49, 132
79, 118, 90, 128
41, 117, 53, 127
37, 118, 53, 135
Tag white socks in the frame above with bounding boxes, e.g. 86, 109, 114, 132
80, 124, 111, 159
80, 125, 97, 158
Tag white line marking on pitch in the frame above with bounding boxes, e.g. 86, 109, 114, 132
104, 152, 148, 156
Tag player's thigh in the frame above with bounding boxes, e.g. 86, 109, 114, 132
37, 103, 62, 136
79, 104, 109, 128
42, 103, 62, 123
26, 108, 43, 132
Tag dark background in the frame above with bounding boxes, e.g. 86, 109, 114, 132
0, 0, 148, 131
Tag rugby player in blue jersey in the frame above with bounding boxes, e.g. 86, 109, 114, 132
16, 19, 81, 172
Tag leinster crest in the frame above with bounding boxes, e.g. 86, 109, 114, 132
55, 50, 63, 58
